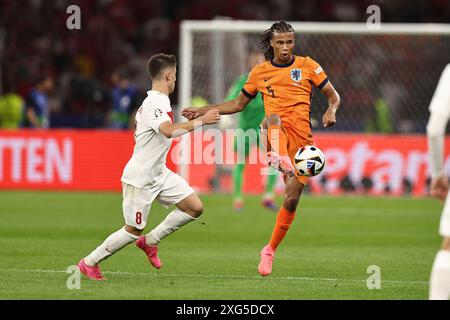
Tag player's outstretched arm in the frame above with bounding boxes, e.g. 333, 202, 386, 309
159, 109, 220, 138
320, 82, 341, 128
181, 92, 251, 120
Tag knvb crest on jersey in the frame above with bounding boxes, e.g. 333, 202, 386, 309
290, 68, 302, 82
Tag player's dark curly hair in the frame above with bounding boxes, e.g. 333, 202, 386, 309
260, 21, 295, 61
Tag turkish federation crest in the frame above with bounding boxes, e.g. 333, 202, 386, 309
154, 108, 163, 118
290, 68, 302, 82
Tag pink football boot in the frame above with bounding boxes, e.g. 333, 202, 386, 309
136, 236, 162, 269
233, 199, 244, 212
258, 245, 275, 277
262, 199, 278, 211
78, 259, 106, 280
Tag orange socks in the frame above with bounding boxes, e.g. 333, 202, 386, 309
268, 125, 288, 156
269, 207, 296, 251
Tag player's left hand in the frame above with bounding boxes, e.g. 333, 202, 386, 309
322, 108, 337, 128
430, 174, 449, 201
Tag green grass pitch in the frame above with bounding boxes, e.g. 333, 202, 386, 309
0, 191, 444, 299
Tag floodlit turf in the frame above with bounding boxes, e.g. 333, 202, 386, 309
0, 191, 444, 299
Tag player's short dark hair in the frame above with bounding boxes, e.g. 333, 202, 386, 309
261, 21, 295, 61
147, 54, 177, 80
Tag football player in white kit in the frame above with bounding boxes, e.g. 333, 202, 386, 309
77, 54, 220, 280
427, 63, 450, 299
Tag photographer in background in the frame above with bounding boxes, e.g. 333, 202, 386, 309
24, 75, 54, 129
108, 71, 139, 130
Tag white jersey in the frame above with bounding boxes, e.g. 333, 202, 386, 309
427, 64, 450, 178
427, 64, 450, 238
121, 90, 173, 189
429, 64, 450, 118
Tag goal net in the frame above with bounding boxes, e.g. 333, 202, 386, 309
178, 20, 450, 196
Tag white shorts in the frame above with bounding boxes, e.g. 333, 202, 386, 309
439, 191, 450, 237
122, 171, 195, 229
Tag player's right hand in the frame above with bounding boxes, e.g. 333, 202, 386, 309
430, 174, 449, 201
181, 108, 199, 120
201, 109, 220, 125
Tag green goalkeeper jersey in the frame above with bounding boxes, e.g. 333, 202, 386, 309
226, 73, 265, 130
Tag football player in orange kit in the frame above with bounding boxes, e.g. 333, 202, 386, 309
182, 21, 341, 276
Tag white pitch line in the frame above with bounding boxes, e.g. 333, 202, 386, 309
0, 268, 429, 285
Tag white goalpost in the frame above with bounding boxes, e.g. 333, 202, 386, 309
180, 20, 450, 109
178, 20, 450, 181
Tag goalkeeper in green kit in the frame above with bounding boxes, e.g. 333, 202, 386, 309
226, 50, 278, 211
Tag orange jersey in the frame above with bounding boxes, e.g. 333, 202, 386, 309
242, 55, 328, 145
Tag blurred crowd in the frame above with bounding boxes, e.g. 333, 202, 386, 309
0, 0, 449, 129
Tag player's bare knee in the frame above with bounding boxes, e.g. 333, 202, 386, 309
177, 193, 203, 217
267, 114, 281, 126
195, 202, 204, 217
186, 201, 204, 218
124, 225, 143, 237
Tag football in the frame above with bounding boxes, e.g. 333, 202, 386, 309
294, 145, 326, 177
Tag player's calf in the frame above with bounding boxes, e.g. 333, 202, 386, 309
82, 227, 139, 269
283, 177, 304, 212
138, 194, 202, 269
283, 196, 300, 213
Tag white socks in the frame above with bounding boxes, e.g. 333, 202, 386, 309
83, 210, 196, 266
146, 209, 196, 245
84, 227, 139, 266
429, 250, 450, 300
